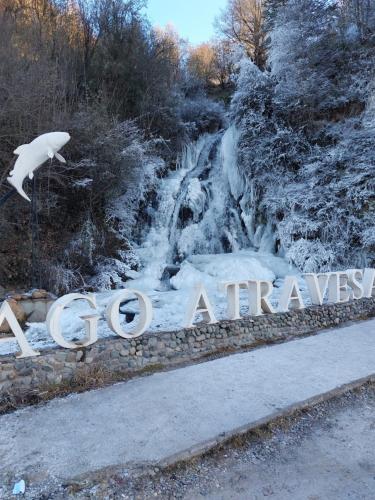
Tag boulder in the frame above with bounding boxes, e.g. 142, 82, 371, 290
0, 299, 27, 333
31, 289, 48, 299
8, 293, 23, 301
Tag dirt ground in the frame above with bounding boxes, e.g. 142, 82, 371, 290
8, 382, 374, 500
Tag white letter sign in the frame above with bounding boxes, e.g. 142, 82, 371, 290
247, 280, 275, 315
328, 272, 350, 304
106, 289, 153, 339
363, 268, 375, 298
220, 281, 248, 320
0, 301, 40, 358
185, 283, 217, 328
2, 265, 375, 359
303, 273, 329, 305
279, 276, 304, 311
46, 293, 100, 349
346, 269, 363, 299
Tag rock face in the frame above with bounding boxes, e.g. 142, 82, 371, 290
0, 299, 27, 333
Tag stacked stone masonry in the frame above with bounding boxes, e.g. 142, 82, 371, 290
1, 298, 374, 398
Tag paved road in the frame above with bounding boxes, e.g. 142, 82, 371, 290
0, 319, 374, 486
73, 384, 375, 500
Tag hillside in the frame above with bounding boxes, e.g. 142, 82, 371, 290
231, 0, 375, 271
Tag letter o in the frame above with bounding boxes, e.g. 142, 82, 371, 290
105, 289, 153, 339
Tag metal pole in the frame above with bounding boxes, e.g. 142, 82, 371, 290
31, 175, 40, 289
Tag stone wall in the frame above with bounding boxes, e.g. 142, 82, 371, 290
1, 298, 374, 399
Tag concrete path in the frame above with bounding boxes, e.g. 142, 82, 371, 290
0, 320, 374, 483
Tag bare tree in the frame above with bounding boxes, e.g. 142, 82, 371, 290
216, 0, 267, 69
212, 39, 236, 88
187, 43, 217, 86
153, 24, 182, 83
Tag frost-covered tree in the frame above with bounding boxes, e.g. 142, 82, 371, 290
339, 0, 375, 41
263, 0, 287, 31
232, 0, 375, 271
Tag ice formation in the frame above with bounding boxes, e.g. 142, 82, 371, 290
134, 126, 292, 289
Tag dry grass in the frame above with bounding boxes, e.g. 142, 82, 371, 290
0, 362, 166, 415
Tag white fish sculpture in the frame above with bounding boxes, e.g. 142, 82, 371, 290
8, 132, 71, 202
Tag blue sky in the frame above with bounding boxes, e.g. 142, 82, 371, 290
145, 0, 228, 45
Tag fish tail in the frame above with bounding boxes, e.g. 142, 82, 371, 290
7, 176, 31, 202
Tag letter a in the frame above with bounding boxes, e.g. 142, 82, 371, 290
185, 283, 217, 328
279, 276, 305, 312
0, 301, 40, 358
363, 268, 375, 298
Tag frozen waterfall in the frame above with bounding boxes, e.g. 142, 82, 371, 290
14, 127, 299, 354
132, 126, 295, 300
